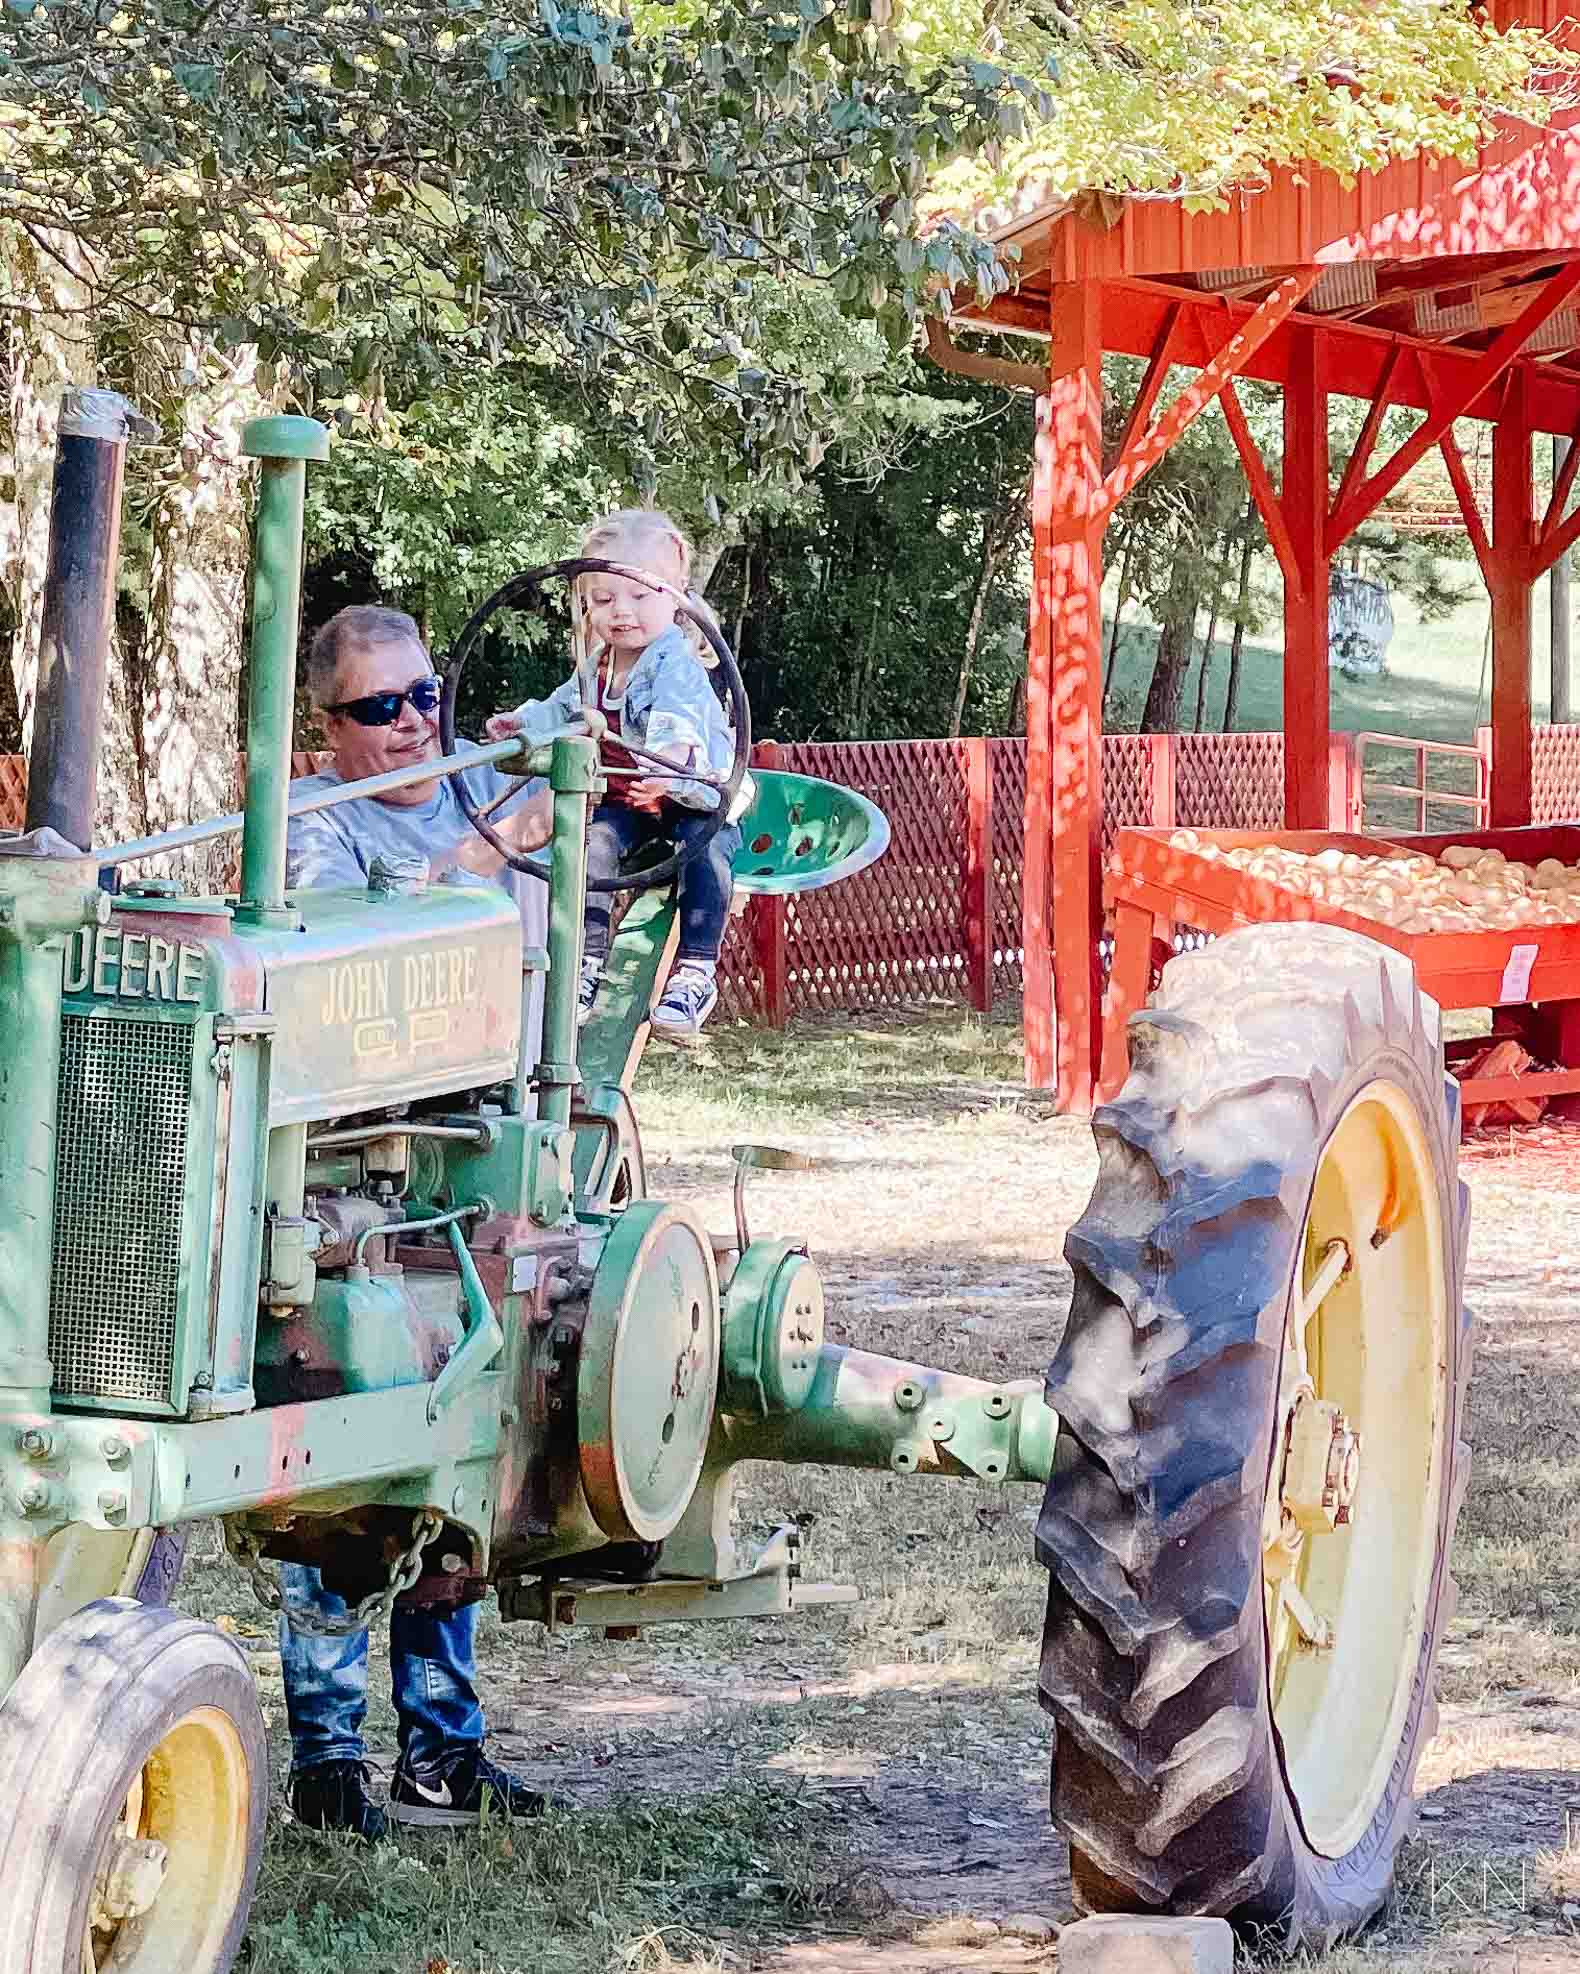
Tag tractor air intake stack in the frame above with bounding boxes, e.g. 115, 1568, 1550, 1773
24, 389, 149, 851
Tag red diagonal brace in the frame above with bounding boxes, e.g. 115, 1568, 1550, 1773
1327, 258, 1580, 554
1540, 413, 1580, 540
1332, 344, 1404, 522
1110, 304, 1182, 470
1439, 426, 1493, 587
1533, 479, 1580, 578
1218, 375, 1304, 598
1093, 268, 1320, 530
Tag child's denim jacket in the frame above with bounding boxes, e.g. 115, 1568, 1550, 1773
506, 627, 753, 820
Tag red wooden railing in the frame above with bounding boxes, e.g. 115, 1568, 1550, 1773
8, 725, 1580, 1026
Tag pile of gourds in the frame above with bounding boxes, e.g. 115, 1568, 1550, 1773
1166, 832, 1580, 934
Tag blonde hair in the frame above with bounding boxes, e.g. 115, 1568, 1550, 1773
574, 508, 724, 670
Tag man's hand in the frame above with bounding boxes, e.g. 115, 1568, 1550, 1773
453, 786, 553, 876
495, 788, 554, 852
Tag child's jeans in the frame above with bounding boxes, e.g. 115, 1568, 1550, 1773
278, 1562, 484, 1776
584, 803, 741, 963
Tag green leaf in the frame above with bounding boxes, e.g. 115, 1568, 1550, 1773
171, 62, 217, 100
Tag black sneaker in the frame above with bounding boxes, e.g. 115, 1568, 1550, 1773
389, 1746, 562, 1828
290, 1760, 389, 1841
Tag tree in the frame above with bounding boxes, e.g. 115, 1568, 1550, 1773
716, 355, 1037, 740
0, 0, 1030, 462
925, 0, 1570, 216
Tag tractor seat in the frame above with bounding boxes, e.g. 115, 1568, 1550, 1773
730, 771, 889, 897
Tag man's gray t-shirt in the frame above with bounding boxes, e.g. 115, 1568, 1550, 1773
285, 747, 548, 1074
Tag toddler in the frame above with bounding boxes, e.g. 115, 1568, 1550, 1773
488, 509, 749, 1042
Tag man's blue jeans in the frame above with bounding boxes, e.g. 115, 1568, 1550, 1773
279, 1563, 484, 1775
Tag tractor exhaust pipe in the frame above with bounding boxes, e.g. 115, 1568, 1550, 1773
24, 389, 150, 851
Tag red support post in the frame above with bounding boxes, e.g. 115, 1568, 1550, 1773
1491, 373, 1535, 828
963, 739, 993, 1013
1328, 734, 1361, 830
1284, 330, 1331, 829
1027, 280, 1105, 1108
749, 739, 789, 1027
1025, 396, 1057, 1089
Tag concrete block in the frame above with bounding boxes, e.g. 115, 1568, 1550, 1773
1056, 1915, 1234, 1974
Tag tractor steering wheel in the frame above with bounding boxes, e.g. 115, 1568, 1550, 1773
440, 557, 751, 893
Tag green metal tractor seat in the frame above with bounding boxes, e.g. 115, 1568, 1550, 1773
730, 770, 889, 896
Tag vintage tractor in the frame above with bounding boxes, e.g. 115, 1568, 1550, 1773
0, 402, 1469, 1971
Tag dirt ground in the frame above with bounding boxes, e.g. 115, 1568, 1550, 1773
211, 1010, 1580, 1972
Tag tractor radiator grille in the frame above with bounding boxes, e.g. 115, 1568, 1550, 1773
48, 1013, 195, 1406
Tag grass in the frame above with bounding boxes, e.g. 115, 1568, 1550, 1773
245, 1784, 879, 1974
1104, 553, 1575, 744
188, 1003, 1580, 1973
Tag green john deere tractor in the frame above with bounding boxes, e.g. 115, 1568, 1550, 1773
0, 400, 1470, 1969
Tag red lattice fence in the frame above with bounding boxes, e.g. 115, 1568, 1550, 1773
1174, 731, 1286, 830
1532, 724, 1580, 823
987, 738, 1026, 994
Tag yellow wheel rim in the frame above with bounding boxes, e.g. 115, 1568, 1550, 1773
1263, 1077, 1448, 1858
83, 1707, 252, 1972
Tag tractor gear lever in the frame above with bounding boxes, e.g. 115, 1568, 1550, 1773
730, 1143, 818, 1254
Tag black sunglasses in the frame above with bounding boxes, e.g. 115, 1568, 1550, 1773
326, 676, 443, 727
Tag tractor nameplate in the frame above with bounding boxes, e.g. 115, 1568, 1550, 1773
61, 926, 206, 1005
257, 887, 522, 1124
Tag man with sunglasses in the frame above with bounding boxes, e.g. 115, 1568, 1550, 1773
288, 603, 552, 894
282, 603, 556, 1841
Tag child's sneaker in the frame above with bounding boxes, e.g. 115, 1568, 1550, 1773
388, 1746, 562, 1828
650, 961, 718, 1044
578, 955, 604, 1024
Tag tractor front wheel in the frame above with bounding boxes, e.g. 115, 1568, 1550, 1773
1039, 923, 1471, 1950
0, 1598, 266, 1974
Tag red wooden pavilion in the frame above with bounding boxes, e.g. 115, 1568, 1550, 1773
932, 0, 1580, 1111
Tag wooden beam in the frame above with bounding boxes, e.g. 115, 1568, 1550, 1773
1532, 478, 1580, 577
1326, 258, 1580, 552
1541, 411, 1580, 536
1218, 375, 1304, 598
1110, 305, 1181, 470
1284, 333, 1331, 830
1038, 281, 1106, 1111
1094, 268, 1321, 528
924, 316, 1047, 396
1491, 365, 1534, 828
1439, 426, 1494, 587
1332, 344, 1403, 522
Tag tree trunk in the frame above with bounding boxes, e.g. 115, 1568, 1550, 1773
1222, 515, 1257, 731
1103, 532, 1135, 697
0, 233, 94, 758
1192, 606, 1219, 733
1140, 540, 1200, 732
131, 342, 269, 886
691, 534, 732, 597
951, 515, 1006, 737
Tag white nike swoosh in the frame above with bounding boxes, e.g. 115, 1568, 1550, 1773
410, 1777, 453, 1806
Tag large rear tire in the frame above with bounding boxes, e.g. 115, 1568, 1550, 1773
0, 1598, 266, 1974
1038, 923, 1471, 1950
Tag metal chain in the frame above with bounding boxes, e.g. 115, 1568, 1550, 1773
224, 1509, 446, 1638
